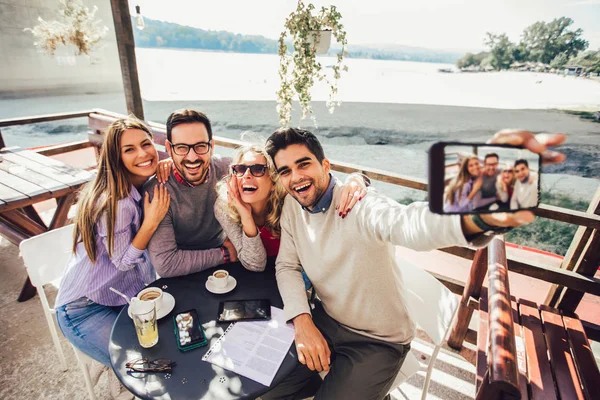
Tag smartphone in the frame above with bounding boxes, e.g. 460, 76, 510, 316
173, 309, 207, 351
217, 299, 271, 323
428, 142, 541, 214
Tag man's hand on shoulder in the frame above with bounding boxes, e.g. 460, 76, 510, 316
293, 313, 331, 372
462, 130, 566, 236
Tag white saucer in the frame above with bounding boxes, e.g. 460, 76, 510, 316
128, 292, 175, 320
205, 276, 237, 294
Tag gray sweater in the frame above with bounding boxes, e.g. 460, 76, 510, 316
145, 155, 231, 277
214, 199, 267, 272
276, 185, 470, 344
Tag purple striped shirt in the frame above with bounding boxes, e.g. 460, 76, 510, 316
56, 186, 156, 307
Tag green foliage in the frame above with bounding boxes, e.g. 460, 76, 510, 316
134, 19, 278, 54
459, 17, 590, 71
484, 33, 515, 70
569, 49, 600, 73
456, 51, 489, 68
550, 52, 570, 69
133, 18, 461, 64
277, 1, 348, 127
521, 17, 588, 64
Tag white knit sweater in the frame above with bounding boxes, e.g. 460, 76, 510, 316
276, 185, 469, 344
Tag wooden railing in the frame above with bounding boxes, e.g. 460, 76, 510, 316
1, 109, 598, 341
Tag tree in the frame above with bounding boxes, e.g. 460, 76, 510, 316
456, 51, 489, 69
570, 49, 600, 73
521, 17, 588, 64
550, 52, 569, 69
484, 33, 515, 70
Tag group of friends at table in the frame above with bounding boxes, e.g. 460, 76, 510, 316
52, 109, 566, 400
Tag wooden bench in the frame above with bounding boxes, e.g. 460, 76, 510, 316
475, 238, 600, 400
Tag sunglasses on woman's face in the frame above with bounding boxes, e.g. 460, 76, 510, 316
231, 164, 268, 178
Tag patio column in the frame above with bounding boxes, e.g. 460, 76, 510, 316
110, 0, 145, 119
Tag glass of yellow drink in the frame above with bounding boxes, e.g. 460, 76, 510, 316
131, 300, 158, 348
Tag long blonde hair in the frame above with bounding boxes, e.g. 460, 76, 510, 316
73, 117, 153, 261
217, 144, 287, 237
445, 156, 479, 205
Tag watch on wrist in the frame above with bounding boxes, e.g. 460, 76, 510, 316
471, 214, 513, 236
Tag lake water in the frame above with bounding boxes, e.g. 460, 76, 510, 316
2, 48, 599, 202
136, 48, 600, 109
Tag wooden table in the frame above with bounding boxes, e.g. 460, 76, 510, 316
0, 147, 94, 301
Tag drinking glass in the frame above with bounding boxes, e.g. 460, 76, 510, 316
131, 300, 158, 348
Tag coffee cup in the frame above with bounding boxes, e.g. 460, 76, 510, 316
208, 269, 229, 289
136, 287, 164, 311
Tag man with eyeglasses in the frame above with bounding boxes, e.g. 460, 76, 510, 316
472, 152, 501, 210
145, 109, 238, 277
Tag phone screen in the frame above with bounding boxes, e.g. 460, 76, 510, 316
218, 299, 271, 322
429, 142, 541, 214
174, 309, 206, 349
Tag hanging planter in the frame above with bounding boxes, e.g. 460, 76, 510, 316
277, 1, 348, 127
306, 30, 332, 55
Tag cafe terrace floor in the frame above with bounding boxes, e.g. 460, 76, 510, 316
0, 147, 598, 400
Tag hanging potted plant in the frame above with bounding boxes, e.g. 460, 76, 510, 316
277, 1, 348, 127
24, 0, 108, 58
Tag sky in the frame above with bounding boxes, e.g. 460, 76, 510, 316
131, 0, 600, 52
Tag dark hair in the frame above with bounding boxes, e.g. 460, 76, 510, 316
514, 159, 529, 168
166, 109, 212, 142
265, 127, 325, 167
484, 153, 499, 162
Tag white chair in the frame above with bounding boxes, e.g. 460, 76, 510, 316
319, 248, 459, 400
389, 247, 460, 400
19, 224, 97, 400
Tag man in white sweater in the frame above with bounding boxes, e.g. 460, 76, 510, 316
511, 159, 539, 209
262, 128, 565, 400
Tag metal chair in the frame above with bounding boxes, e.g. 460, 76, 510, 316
19, 224, 97, 400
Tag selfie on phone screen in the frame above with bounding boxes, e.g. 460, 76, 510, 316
429, 143, 542, 214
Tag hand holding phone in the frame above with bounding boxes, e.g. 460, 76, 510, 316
173, 309, 207, 351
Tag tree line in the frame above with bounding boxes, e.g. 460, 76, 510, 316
457, 17, 600, 73
133, 18, 461, 64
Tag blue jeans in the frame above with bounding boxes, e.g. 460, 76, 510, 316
56, 297, 124, 366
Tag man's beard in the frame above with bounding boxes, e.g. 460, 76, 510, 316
179, 160, 209, 184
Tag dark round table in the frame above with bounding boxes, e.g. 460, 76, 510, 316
109, 259, 299, 399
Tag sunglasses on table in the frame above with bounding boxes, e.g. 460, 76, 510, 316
231, 164, 268, 177
126, 358, 176, 373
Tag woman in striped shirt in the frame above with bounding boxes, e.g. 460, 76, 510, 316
55, 117, 170, 399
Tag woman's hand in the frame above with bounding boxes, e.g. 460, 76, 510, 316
337, 174, 368, 218
156, 158, 173, 184
227, 175, 252, 220
143, 185, 171, 229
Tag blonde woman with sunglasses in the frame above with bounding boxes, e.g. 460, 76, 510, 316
215, 143, 367, 272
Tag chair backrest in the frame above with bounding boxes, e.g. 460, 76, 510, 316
20, 224, 74, 288
395, 247, 459, 345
